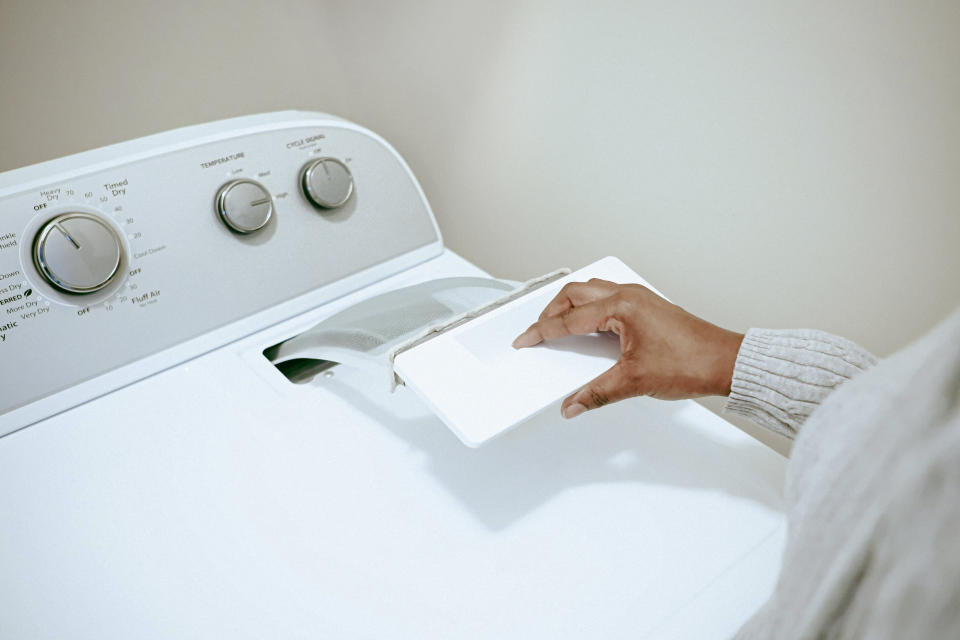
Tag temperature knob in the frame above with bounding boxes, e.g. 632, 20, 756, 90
215, 179, 274, 234
300, 158, 354, 209
32, 213, 124, 294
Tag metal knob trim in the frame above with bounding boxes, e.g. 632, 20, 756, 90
300, 157, 354, 209
33, 212, 124, 295
215, 179, 274, 234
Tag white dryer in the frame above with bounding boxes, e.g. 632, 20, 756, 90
0, 112, 786, 639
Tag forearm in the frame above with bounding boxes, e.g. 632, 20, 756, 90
724, 329, 879, 439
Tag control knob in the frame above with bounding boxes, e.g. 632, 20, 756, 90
215, 179, 274, 234
300, 157, 354, 209
32, 212, 124, 294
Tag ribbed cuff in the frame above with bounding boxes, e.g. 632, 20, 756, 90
724, 329, 878, 439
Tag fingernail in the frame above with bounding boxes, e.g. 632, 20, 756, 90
563, 403, 587, 419
512, 330, 537, 349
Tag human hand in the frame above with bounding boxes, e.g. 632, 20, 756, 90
512, 279, 744, 419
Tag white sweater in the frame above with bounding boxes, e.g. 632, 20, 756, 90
726, 308, 960, 639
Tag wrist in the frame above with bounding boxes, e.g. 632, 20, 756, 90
712, 329, 744, 396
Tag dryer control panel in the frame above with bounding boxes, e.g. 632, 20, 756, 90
0, 112, 442, 435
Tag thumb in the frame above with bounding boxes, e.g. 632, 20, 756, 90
561, 361, 636, 419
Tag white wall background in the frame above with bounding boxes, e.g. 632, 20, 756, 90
2, 0, 958, 452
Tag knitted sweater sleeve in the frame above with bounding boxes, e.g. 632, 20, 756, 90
724, 329, 878, 439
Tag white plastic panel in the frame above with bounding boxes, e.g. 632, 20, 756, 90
395, 257, 663, 446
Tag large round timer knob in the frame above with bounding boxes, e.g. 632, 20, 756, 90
300, 157, 354, 209
215, 179, 274, 234
32, 212, 124, 294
